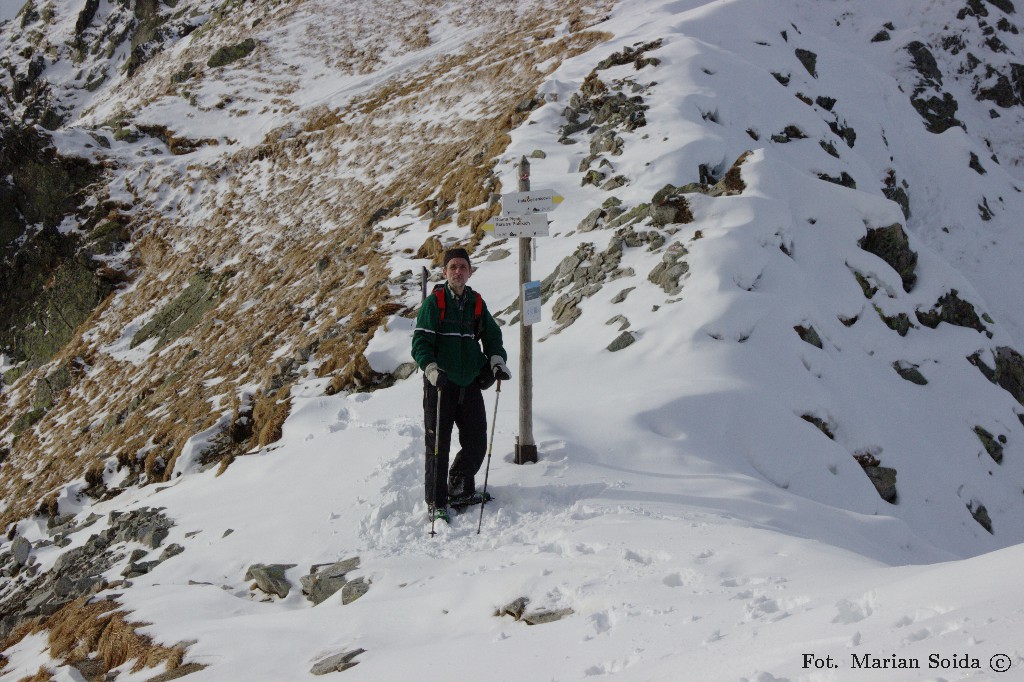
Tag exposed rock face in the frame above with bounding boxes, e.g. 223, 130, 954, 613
905, 41, 963, 133
854, 453, 897, 504
649, 185, 694, 227
893, 361, 928, 385
973, 425, 1005, 463
647, 242, 690, 295
858, 223, 918, 293
0, 122, 114, 370
208, 39, 258, 68
916, 290, 990, 335
882, 170, 911, 219
131, 271, 227, 350
795, 48, 818, 78
969, 346, 1024, 406
864, 465, 898, 504
969, 501, 993, 533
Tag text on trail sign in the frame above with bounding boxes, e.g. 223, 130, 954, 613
482, 213, 549, 238
501, 189, 564, 215
522, 280, 541, 326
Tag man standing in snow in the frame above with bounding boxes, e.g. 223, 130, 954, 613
412, 247, 510, 522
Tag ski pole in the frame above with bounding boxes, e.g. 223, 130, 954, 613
477, 380, 501, 534
429, 386, 443, 538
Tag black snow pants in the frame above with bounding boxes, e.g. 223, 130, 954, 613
423, 378, 488, 508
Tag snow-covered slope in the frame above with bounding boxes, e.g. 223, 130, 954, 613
4, 0, 1024, 680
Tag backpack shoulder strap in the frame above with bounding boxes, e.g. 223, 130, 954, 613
432, 284, 446, 321
473, 292, 484, 340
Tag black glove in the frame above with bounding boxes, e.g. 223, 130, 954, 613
490, 355, 511, 381
476, 364, 496, 390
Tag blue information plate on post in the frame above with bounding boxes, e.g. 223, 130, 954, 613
523, 280, 541, 326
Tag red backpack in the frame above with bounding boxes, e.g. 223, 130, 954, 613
433, 284, 484, 340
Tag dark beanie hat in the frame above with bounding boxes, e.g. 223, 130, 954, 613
443, 247, 471, 268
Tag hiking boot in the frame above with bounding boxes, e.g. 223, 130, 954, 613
428, 506, 451, 524
448, 473, 475, 500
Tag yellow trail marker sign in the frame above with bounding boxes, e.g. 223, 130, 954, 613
482, 213, 550, 238
501, 189, 564, 215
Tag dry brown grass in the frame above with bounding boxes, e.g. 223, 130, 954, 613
15, 667, 54, 682
0, 0, 614, 528
2, 597, 190, 680
251, 384, 293, 448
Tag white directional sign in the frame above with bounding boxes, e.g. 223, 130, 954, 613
522, 280, 542, 326
483, 213, 550, 238
501, 189, 564, 215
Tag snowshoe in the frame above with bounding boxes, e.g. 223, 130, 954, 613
449, 491, 493, 511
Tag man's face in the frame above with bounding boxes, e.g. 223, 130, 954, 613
444, 257, 472, 289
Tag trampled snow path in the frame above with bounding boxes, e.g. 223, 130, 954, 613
3, 368, 1024, 680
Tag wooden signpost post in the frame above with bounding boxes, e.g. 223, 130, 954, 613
482, 157, 563, 464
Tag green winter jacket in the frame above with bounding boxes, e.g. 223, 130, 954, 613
412, 283, 507, 387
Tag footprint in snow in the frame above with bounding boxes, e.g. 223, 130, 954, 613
328, 407, 351, 433
832, 595, 875, 624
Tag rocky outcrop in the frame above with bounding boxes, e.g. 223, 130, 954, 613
0, 123, 117, 371
858, 223, 918, 292
561, 44, 660, 196
311, 647, 368, 671
968, 500, 993, 533
246, 563, 296, 599
795, 48, 818, 78
311, 648, 366, 675
648, 242, 690, 295
882, 170, 911, 219
794, 324, 823, 349
854, 453, 897, 504
607, 331, 636, 352
916, 290, 990, 335
131, 271, 227, 350
893, 360, 928, 385
245, 556, 370, 604
973, 425, 1005, 463
649, 184, 694, 227
969, 346, 1024, 406
300, 557, 364, 605
905, 41, 963, 133
208, 39, 258, 68
496, 596, 574, 625
0, 507, 175, 642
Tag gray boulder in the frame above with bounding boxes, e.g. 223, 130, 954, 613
341, 577, 369, 605
12, 536, 30, 566
863, 466, 898, 504
523, 608, 575, 625
246, 564, 296, 599
607, 331, 636, 352
311, 648, 366, 675
647, 243, 690, 295
301, 558, 361, 605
